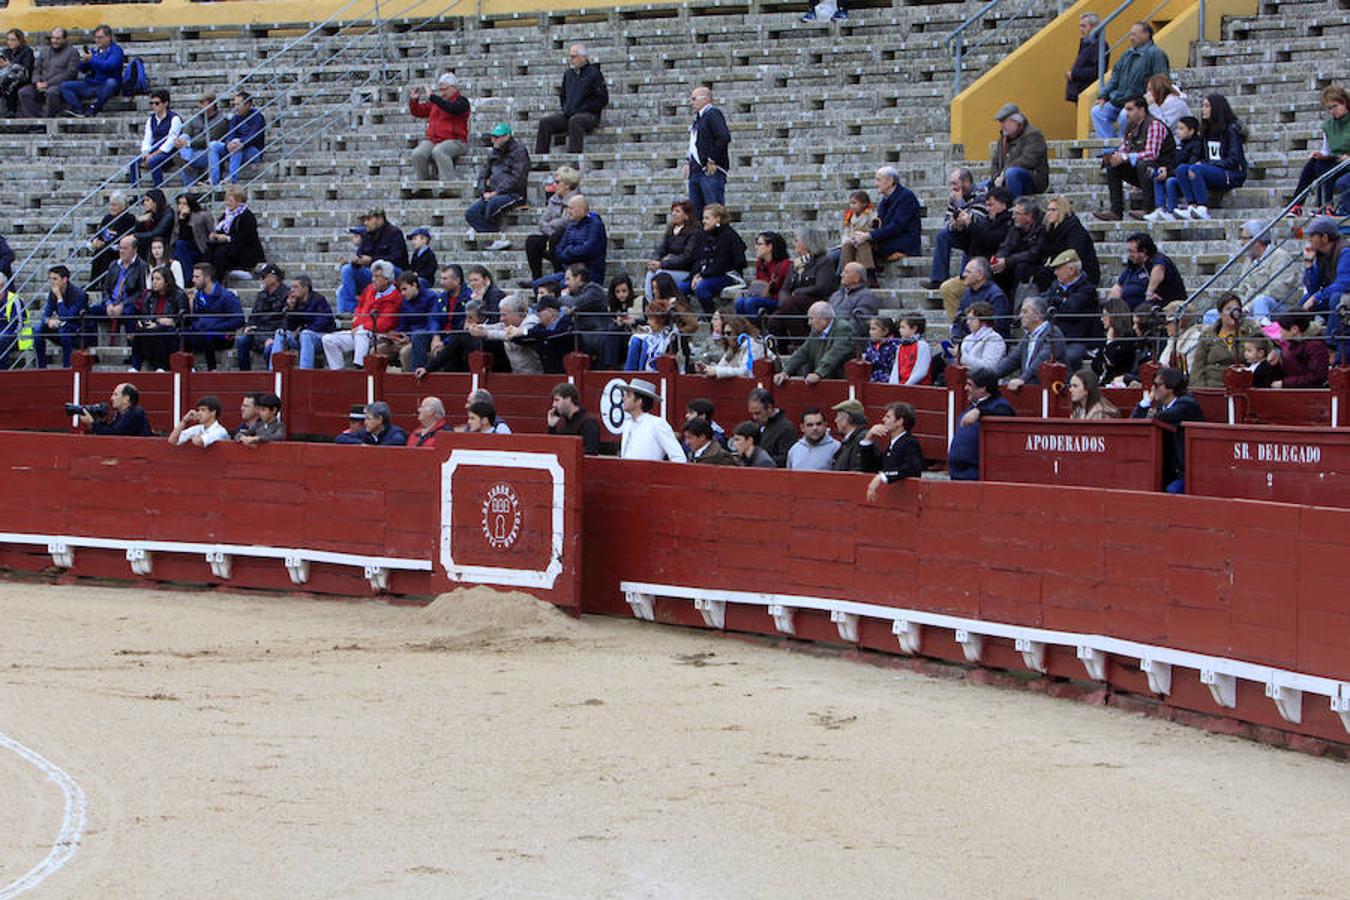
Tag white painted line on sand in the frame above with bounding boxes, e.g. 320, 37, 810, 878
0, 731, 87, 899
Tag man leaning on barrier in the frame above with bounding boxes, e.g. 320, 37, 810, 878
79, 383, 153, 436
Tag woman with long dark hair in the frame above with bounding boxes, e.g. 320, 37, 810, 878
733, 231, 791, 317
1175, 93, 1247, 220
131, 265, 187, 371
135, 189, 176, 258
172, 192, 213, 275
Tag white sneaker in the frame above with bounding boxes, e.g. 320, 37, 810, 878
1143, 209, 1174, 222
1174, 206, 1193, 220
488, 238, 513, 251
1192, 205, 1210, 220
464, 227, 477, 239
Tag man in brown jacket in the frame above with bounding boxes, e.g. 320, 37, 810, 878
989, 104, 1049, 200
682, 417, 737, 464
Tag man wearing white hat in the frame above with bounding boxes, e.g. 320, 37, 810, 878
619, 378, 687, 462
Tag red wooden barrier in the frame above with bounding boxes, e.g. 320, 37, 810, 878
979, 418, 1169, 492
1186, 422, 1350, 508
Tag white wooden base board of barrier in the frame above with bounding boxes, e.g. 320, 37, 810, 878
620, 580, 1350, 734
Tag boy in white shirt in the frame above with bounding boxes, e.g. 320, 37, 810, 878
168, 395, 230, 447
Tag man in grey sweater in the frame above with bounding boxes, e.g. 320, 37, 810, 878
18, 28, 79, 118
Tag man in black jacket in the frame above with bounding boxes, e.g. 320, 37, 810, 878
1131, 365, 1204, 493
685, 85, 731, 218
466, 123, 531, 240
534, 44, 608, 155
830, 398, 875, 473
1065, 12, 1107, 102
865, 401, 924, 501
1042, 249, 1102, 369
81, 383, 153, 436
234, 263, 289, 370
338, 208, 409, 313
747, 387, 797, 468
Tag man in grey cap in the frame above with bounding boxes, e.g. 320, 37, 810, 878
1237, 219, 1301, 322
829, 398, 872, 473
1042, 248, 1100, 370
988, 105, 1048, 200
1300, 216, 1350, 361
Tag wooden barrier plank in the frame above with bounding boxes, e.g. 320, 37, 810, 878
980, 418, 1167, 492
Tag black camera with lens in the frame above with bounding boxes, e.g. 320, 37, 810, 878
64, 402, 109, 418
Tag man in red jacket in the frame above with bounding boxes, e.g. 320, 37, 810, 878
320, 260, 402, 369
409, 73, 470, 182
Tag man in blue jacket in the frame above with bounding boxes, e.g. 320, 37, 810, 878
59, 24, 124, 117
33, 266, 89, 368
1301, 217, 1350, 363
535, 194, 607, 288
223, 91, 265, 183
947, 367, 1015, 481
183, 262, 244, 370
534, 44, 608, 155
860, 166, 922, 272
386, 271, 441, 370
685, 86, 731, 218
272, 275, 336, 370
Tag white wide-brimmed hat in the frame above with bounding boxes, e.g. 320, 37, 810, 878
625, 378, 661, 402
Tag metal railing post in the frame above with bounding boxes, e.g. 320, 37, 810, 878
1198, 0, 1207, 40
954, 34, 964, 93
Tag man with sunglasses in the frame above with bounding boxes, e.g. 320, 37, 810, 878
129, 88, 182, 187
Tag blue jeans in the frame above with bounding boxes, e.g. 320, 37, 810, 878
234, 330, 275, 370
173, 238, 200, 279
681, 274, 734, 313
129, 150, 175, 187
1002, 166, 1035, 199
1152, 176, 1183, 212
734, 295, 778, 316
1249, 294, 1287, 321
407, 332, 436, 370
297, 330, 325, 369
1336, 171, 1350, 214
336, 263, 372, 314
270, 331, 300, 368
1177, 163, 1237, 206
688, 167, 726, 217
1091, 101, 1126, 139
929, 225, 968, 282
1165, 478, 1185, 494
228, 145, 262, 182
32, 324, 81, 368
465, 194, 523, 233
179, 141, 226, 186
59, 77, 120, 114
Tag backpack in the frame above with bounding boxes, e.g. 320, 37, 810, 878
121, 58, 148, 97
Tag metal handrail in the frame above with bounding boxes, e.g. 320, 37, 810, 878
946, 0, 1060, 93
1090, 0, 1191, 86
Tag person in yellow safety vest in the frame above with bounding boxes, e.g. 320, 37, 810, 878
0, 272, 33, 369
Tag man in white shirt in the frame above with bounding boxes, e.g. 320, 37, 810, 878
619, 378, 686, 462
168, 395, 230, 448
129, 88, 183, 188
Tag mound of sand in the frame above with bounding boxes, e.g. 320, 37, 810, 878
411, 586, 584, 650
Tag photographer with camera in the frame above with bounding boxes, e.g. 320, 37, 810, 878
76, 383, 153, 436
167, 395, 228, 448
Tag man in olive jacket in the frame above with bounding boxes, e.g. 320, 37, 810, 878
1091, 21, 1169, 138
774, 301, 856, 384
989, 104, 1049, 199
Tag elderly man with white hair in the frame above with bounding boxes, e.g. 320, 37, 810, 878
994, 295, 1067, 390
534, 44, 608, 155
469, 294, 542, 373
851, 166, 922, 274
1236, 219, 1302, 322
409, 73, 471, 181
774, 301, 856, 385
321, 259, 402, 369
407, 396, 451, 447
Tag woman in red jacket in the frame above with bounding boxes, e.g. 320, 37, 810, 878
409, 73, 470, 181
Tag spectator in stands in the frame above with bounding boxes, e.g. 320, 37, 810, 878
1270, 311, 1330, 387
991, 195, 1045, 297
205, 187, 264, 280
862, 165, 922, 269
1239, 333, 1280, 388
1236, 219, 1301, 321
864, 401, 924, 500
99, 236, 147, 340
1065, 12, 1105, 104
145, 236, 183, 294
771, 228, 836, 340
1091, 21, 1169, 139
0, 273, 29, 369
337, 207, 407, 314
33, 266, 88, 368
1096, 96, 1174, 222
1107, 232, 1186, 309
359, 401, 409, 446
801, 0, 847, 22
1131, 366, 1202, 492
731, 420, 776, 468
231, 263, 287, 370
323, 260, 399, 370
645, 199, 701, 300
1043, 249, 1100, 370
466, 123, 530, 243
526, 167, 581, 283
1090, 298, 1137, 385
547, 382, 600, 455
1288, 85, 1350, 215
608, 273, 640, 322
619, 377, 685, 462
459, 388, 511, 434
891, 313, 932, 385
1159, 299, 1201, 376
700, 314, 764, 379
566, 264, 621, 364
947, 368, 1015, 481
1145, 73, 1191, 136
623, 299, 676, 373
1131, 303, 1167, 375
938, 187, 1012, 320
836, 189, 878, 282
683, 202, 745, 314
171, 192, 213, 274
996, 296, 1066, 389
541, 194, 607, 288
863, 316, 900, 383
406, 397, 451, 447
683, 418, 735, 465
775, 301, 854, 385
174, 93, 229, 187
413, 292, 480, 375
1069, 369, 1120, 419
88, 192, 135, 290
80, 383, 152, 435
275, 275, 336, 370
1146, 115, 1202, 221
535, 44, 608, 155
236, 392, 285, 445
734, 231, 793, 317
1299, 217, 1350, 362
524, 295, 573, 374
746, 387, 796, 468
411, 264, 471, 371
0, 29, 35, 118
786, 407, 840, 471
684, 397, 727, 446
406, 227, 438, 287
1035, 196, 1099, 290
221, 91, 265, 183
1174, 94, 1248, 220
989, 106, 1049, 200
829, 399, 871, 472
129, 89, 182, 188
333, 405, 369, 444
949, 257, 1011, 342
409, 73, 470, 181
1191, 292, 1261, 387
958, 300, 1006, 376
685, 85, 731, 217
135, 189, 175, 259
58, 24, 122, 117
472, 295, 541, 374
183, 262, 243, 370
829, 262, 878, 342
18, 28, 78, 118
923, 168, 986, 290
168, 395, 229, 448
381, 271, 439, 370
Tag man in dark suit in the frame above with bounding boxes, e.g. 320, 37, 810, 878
1131, 365, 1204, 493
995, 295, 1067, 389
865, 401, 924, 501
830, 399, 872, 472
685, 85, 730, 218
534, 44, 608, 155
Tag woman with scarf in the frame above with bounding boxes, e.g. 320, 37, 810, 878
205, 185, 265, 277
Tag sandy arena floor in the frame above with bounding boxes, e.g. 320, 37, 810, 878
1, 581, 1346, 899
